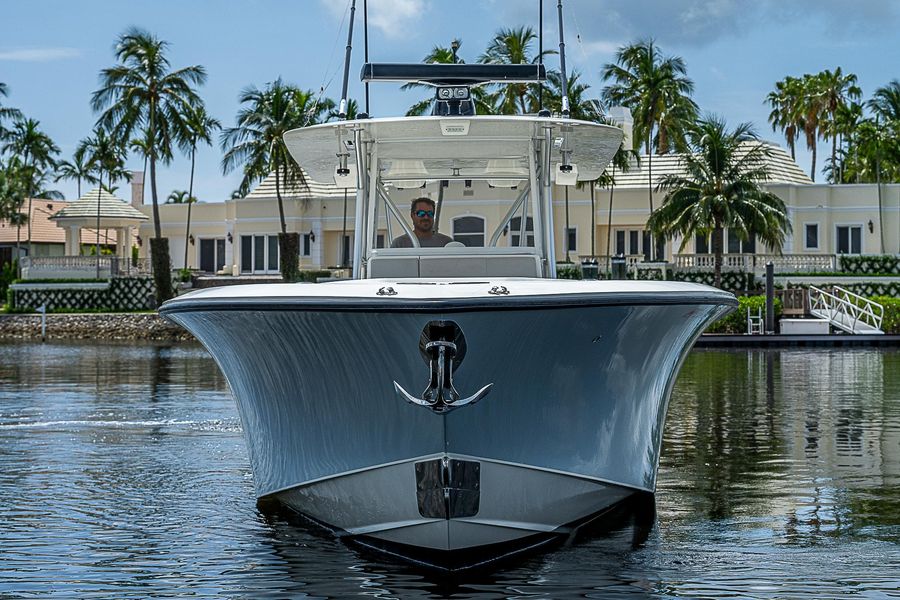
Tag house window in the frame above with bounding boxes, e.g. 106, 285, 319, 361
452, 216, 485, 247
267, 236, 279, 270
376, 234, 385, 249
629, 230, 640, 255
199, 238, 226, 273
615, 230, 626, 255
695, 234, 709, 254
509, 216, 535, 247
302, 234, 312, 256
805, 224, 819, 250
342, 235, 353, 266
566, 228, 577, 252
836, 225, 861, 254
241, 234, 280, 273
726, 230, 757, 254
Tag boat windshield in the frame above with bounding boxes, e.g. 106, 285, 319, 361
366, 178, 545, 278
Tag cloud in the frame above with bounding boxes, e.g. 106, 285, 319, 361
319, 0, 426, 39
0, 47, 81, 62
539, 0, 898, 51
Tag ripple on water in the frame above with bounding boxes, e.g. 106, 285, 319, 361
1, 343, 899, 597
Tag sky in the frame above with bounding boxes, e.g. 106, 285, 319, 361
1, 0, 899, 204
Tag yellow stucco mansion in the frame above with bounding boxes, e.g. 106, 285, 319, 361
131, 143, 899, 276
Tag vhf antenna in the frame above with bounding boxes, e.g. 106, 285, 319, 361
556, 0, 569, 118
363, 0, 370, 117
338, 0, 357, 119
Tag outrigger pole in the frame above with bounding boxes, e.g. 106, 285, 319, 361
556, 0, 570, 117
339, 0, 357, 119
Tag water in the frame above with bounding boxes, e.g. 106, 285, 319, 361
1, 342, 898, 598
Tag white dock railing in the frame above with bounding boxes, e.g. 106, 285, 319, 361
808, 285, 884, 335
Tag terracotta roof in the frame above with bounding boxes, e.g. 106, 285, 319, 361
0, 198, 121, 246
599, 142, 813, 189
50, 187, 148, 221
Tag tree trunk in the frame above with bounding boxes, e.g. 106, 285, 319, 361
184, 144, 196, 269
647, 131, 654, 261
276, 166, 287, 235
712, 225, 724, 289
809, 143, 817, 182
148, 102, 173, 303
279, 232, 300, 282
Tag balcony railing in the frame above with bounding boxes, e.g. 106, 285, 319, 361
19, 256, 153, 280
672, 254, 837, 274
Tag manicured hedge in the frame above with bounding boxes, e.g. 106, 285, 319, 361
296, 269, 333, 283
838, 255, 900, 275
705, 295, 782, 334
871, 296, 900, 334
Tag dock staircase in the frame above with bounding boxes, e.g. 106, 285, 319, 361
808, 285, 885, 335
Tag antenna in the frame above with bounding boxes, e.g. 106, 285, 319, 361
338, 0, 357, 119
538, 0, 546, 116
556, 0, 569, 117
363, 0, 370, 117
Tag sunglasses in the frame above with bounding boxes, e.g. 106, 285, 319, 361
414, 209, 435, 218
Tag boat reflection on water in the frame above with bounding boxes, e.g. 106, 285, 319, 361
256, 491, 657, 575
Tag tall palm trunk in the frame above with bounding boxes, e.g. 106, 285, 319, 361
275, 165, 300, 281
712, 224, 724, 289
184, 143, 196, 269
147, 104, 174, 304
646, 131, 654, 260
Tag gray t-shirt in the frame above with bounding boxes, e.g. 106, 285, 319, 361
391, 232, 454, 248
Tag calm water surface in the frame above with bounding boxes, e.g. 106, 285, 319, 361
0, 342, 898, 598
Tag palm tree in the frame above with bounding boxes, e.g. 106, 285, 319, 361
479, 27, 551, 115
177, 104, 220, 269
82, 128, 129, 272
55, 145, 94, 198
0, 160, 29, 270
816, 68, 861, 182
166, 189, 195, 204
2, 118, 60, 258
602, 141, 640, 274
92, 27, 207, 303
647, 116, 791, 288
601, 39, 698, 259
0, 83, 23, 144
766, 76, 804, 161
869, 80, 900, 122
530, 70, 602, 121
221, 79, 329, 280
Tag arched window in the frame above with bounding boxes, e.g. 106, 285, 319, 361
509, 216, 534, 247
452, 216, 485, 247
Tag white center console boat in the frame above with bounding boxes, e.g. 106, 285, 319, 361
160, 11, 736, 570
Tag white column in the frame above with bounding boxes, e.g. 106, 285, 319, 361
68, 225, 80, 255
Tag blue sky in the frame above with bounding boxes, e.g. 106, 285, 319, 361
2, 0, 899, 203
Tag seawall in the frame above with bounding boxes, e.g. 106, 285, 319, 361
0, 313, 194, 342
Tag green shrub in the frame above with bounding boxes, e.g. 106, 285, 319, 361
177, 268, 192, 283
296, 269, 333, 283
556, 264, 582, 280
705, 295, 782, 334
871, 296, 900, 334
0, 260, 16, 302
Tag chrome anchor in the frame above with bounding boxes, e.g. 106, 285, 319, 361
394, 322, 492, 414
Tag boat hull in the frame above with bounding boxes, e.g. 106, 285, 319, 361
161, 281, 734, 564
